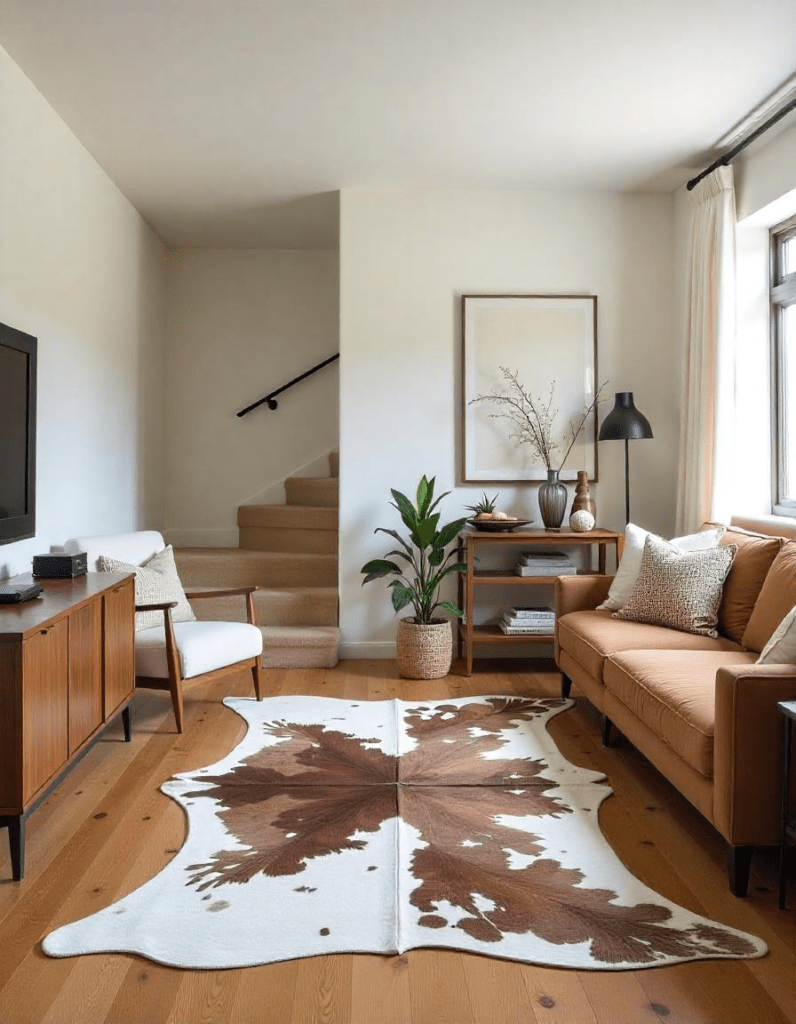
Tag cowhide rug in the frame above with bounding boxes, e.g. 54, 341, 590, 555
43, 695, 766, 970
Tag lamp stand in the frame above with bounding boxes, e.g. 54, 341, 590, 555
624, 439, 631, 524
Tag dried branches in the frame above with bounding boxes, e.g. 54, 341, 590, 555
470, 367, 607, 473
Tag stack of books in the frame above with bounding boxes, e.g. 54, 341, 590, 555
515, 550, 576, 577
499, 606, 556, 635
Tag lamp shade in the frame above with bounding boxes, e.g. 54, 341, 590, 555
598, 392, 653, 441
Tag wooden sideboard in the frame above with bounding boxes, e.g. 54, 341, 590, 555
0, 572, 135, 880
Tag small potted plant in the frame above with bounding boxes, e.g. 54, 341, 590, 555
361, 475, 467, 679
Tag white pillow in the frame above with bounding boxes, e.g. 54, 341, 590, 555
597, 523, 726, 612
757, 605, 796, 665
98, 545, 196, 632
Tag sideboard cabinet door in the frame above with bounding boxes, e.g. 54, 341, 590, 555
68, 599, 103, 754
103, 577, 135, 720
22, 620, 69, 802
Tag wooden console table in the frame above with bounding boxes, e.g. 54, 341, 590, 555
457, 527, 623, 675
0, 572, 135, 880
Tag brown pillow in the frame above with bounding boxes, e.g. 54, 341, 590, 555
712, 528, 781, 642
614, 534, 737, 638
742, 540, 796, 652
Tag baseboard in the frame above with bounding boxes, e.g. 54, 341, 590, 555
164, 528, 240, 548
339, 642, 395, 659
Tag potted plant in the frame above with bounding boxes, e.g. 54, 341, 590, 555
361, 475, 467, 679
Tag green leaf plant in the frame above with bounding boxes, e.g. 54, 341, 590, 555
360, 475, 468, 625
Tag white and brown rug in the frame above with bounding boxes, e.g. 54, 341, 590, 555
43, 695, 766, 970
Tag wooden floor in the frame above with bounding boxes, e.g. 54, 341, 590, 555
1, 660, 794, 1024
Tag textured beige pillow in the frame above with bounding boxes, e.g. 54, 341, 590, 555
757, 605, 796, 665
98, 545, 196, 632
614, 534, 737, 638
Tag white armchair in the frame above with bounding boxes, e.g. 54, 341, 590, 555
64, 532, 263, 733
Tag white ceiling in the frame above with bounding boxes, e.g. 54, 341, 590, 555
2, 0, 796, 248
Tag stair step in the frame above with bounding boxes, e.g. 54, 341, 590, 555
175, 548, 337, 589
190, 587, 338, 627
238, 505, 337, 531
329, 451, 339, 477
261, 625, 340, 669
285, 476, 338, 508
239, 526, 337, 554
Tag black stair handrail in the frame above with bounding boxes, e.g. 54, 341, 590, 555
237, 353, 339, 417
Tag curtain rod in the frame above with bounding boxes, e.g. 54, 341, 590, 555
686, 94, 796, 191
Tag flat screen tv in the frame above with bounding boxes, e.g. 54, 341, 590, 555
0, 323, 37, 545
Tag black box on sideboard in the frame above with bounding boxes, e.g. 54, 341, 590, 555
32, 552, 88, 578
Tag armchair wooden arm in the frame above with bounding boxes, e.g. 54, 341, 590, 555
135, 601, 178, 613
183, 585, 260, 626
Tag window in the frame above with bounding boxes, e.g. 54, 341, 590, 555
772, 217, 796, 515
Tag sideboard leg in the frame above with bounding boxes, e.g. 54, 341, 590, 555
122, 705, 132, 743
601, 716, 613, 747
560, 673, 572, 699
2, 815, 25, 881
729, 845, 753, 897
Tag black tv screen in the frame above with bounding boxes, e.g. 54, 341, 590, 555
0, 323, 37, 544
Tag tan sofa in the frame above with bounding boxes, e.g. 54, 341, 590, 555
555, 516, 796, 895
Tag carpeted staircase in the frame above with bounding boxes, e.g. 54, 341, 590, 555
174, 452, 340, 668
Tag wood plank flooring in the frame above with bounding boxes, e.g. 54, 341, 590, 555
0, 659, 794, 1024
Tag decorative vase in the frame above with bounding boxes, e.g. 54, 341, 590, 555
570, 470, 596, 519
396, 617, 453, 679
538, 470, 568, 530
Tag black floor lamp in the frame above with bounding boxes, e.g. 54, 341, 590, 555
598, 392, 653, 524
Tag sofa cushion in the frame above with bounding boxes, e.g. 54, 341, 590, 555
742, 540, 796, 652
557, 609, 742, 684
711, 527, 782, 643
613, 535, 736, 638
604, 650, 757, 777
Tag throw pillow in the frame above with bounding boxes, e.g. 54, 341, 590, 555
742, 540, 796, 652
98, 545, 196, 632
597, 523, 725, 612
710, 527, 781, 643
614, 534, 737, 638
757, 605, 796, 665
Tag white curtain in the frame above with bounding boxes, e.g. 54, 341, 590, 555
676, 165, 737, 533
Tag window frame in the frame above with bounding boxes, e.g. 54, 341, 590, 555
771, 215, 796, 517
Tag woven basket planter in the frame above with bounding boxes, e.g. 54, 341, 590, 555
396, 617, 453, 679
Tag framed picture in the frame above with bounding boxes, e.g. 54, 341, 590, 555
461, 294, 598, 483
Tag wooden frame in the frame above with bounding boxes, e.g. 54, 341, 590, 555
135, 587, 262, 733
461, 294, 598, 483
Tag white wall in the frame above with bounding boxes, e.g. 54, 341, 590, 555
0, 44, 165, 579
164, 250, 339, 546
339, 188, 675, 656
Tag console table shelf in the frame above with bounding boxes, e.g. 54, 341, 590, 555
457, 527, 623, 675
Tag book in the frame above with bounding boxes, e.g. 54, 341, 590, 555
508, 606, 554, 619
499, 620, 555, 635
515, 565, 577, 576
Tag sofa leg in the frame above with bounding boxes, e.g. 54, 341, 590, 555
601, 716, 613, 747
728, 846, 753, 896
560, 673, 572, 699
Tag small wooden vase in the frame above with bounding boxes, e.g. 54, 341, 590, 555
570, 471, 596, 520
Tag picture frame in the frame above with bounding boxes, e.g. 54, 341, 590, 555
461, 294, 598, 483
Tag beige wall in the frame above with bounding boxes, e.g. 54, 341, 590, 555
163, 250, 339, 546
339, 188, 675, 656
0, 44, 165, 578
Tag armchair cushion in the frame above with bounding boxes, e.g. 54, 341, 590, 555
65, 530, 166, 572
135, 620, 263, 680
99, 545, 196, 631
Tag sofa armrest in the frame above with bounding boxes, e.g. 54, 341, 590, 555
713, 662, 796, 846
554, 574, 614, 616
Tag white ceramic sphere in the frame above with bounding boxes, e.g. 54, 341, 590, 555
569, 509, 595, 533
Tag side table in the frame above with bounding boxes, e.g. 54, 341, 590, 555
778, 699, 796, 910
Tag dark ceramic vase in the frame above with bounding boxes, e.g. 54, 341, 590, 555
538, 470, 568, 530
